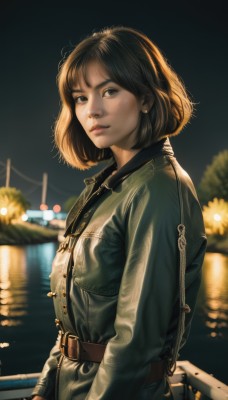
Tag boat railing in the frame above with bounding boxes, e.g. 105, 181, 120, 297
0, 361, 227, 400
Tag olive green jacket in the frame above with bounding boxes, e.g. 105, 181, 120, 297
32, 138, 207, 400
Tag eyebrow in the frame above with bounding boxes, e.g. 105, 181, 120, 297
71, 79, 114, 93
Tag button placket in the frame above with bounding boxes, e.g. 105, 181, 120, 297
61, 263, 69, 316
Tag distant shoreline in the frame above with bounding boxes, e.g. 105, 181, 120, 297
0, 224, 227, 256
205, 234, 228, 255
0, 222, 58, 245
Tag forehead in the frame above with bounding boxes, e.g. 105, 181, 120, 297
72, 61, 111, 89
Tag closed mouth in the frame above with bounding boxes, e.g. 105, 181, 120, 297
90, 125, 109, 132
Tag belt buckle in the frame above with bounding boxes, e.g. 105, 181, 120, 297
68, 334, 81, 362
60, 332, 80, 361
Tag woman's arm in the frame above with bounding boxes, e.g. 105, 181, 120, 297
86, 180, 206, 400
31, 333, 61, 399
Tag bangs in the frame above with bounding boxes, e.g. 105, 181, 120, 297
63, 41, 144, 97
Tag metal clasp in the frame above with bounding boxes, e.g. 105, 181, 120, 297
59, 331, 80, 361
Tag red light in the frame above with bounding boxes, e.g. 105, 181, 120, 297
40, 203, 48, 211
53, 204, 61, 213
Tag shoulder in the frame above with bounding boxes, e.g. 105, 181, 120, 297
122, 155, 199, 213
122, 155, 178, 195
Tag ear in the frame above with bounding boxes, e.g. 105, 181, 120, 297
140, 94, 154, 113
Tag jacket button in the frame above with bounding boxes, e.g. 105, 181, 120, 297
55, 319, 61, 328
63, 273, 67, 278
47, 291, 57, 298
62, 291, 66, 297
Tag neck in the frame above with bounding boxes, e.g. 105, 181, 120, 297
111, 147, 141, 170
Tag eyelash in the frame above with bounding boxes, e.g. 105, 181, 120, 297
73, 88, 118, 104
104, 88, 118, 96
74, 96, 86, 104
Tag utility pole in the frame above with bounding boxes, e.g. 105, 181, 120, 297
5, 158, 11, 187
41, 172, 48, 206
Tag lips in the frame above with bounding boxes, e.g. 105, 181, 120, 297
90, 124, 109, 132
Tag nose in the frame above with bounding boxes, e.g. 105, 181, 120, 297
87, 95, 103, 118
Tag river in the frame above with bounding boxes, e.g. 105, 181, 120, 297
0, 243, 227, 384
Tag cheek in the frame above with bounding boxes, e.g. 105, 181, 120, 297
119, 98, 140, 117
75, 107, 80, 119
120, 106, 140, 128
75, 108, 84, 127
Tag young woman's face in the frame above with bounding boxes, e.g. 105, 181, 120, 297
72, 61, 145, 150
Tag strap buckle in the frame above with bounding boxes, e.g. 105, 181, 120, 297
59, 331, 80, 361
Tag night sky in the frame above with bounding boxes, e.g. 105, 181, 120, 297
0, 0, 227, 209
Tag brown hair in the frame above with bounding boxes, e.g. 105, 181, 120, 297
55, 26, 193, 169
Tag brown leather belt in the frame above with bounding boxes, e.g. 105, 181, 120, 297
59, 332, 165, 383
60, 332, 106, 363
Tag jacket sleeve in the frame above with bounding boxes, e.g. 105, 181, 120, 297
86, 181, 205, 400
32, 333, 61, 399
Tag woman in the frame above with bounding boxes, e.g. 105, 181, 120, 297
32, 26, 207, 400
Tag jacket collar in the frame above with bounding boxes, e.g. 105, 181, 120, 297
65, 137, 173, 235
85, 137, 174, 189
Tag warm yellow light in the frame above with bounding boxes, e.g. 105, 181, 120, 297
21, 213, 28, 221
203, 198, 228, 235
0, 342, 10, 349
213, 213, 221, 222
203, 253, 228, 338
0, 207, 8, 215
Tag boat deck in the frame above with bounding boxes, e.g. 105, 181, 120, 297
0, 360, 227, 400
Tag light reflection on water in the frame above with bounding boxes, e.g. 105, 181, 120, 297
0, 243, 57, 348
200, 252, 228, 338
0, 246, 28, 328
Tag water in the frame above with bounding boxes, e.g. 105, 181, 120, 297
0, 245, 227, 384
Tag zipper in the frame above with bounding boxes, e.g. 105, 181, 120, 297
55, 354, 64, 400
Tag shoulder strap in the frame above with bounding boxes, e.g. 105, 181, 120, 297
167, 157, 191, 375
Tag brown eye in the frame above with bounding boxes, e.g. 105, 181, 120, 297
74, 96, 87, 104
103, 88, 118, 97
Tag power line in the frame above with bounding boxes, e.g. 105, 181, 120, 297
0, 159, 75, 199
11, 165, 42, 186
24, 185, 41, 197
48, 182, 75, 197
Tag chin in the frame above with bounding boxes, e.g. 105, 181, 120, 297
93, 141, 113, 149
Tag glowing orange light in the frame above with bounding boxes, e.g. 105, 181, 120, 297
40, 203, 48, 211
53, 204, 61, 213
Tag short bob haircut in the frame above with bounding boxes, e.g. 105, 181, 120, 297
55, 26, 193, 170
